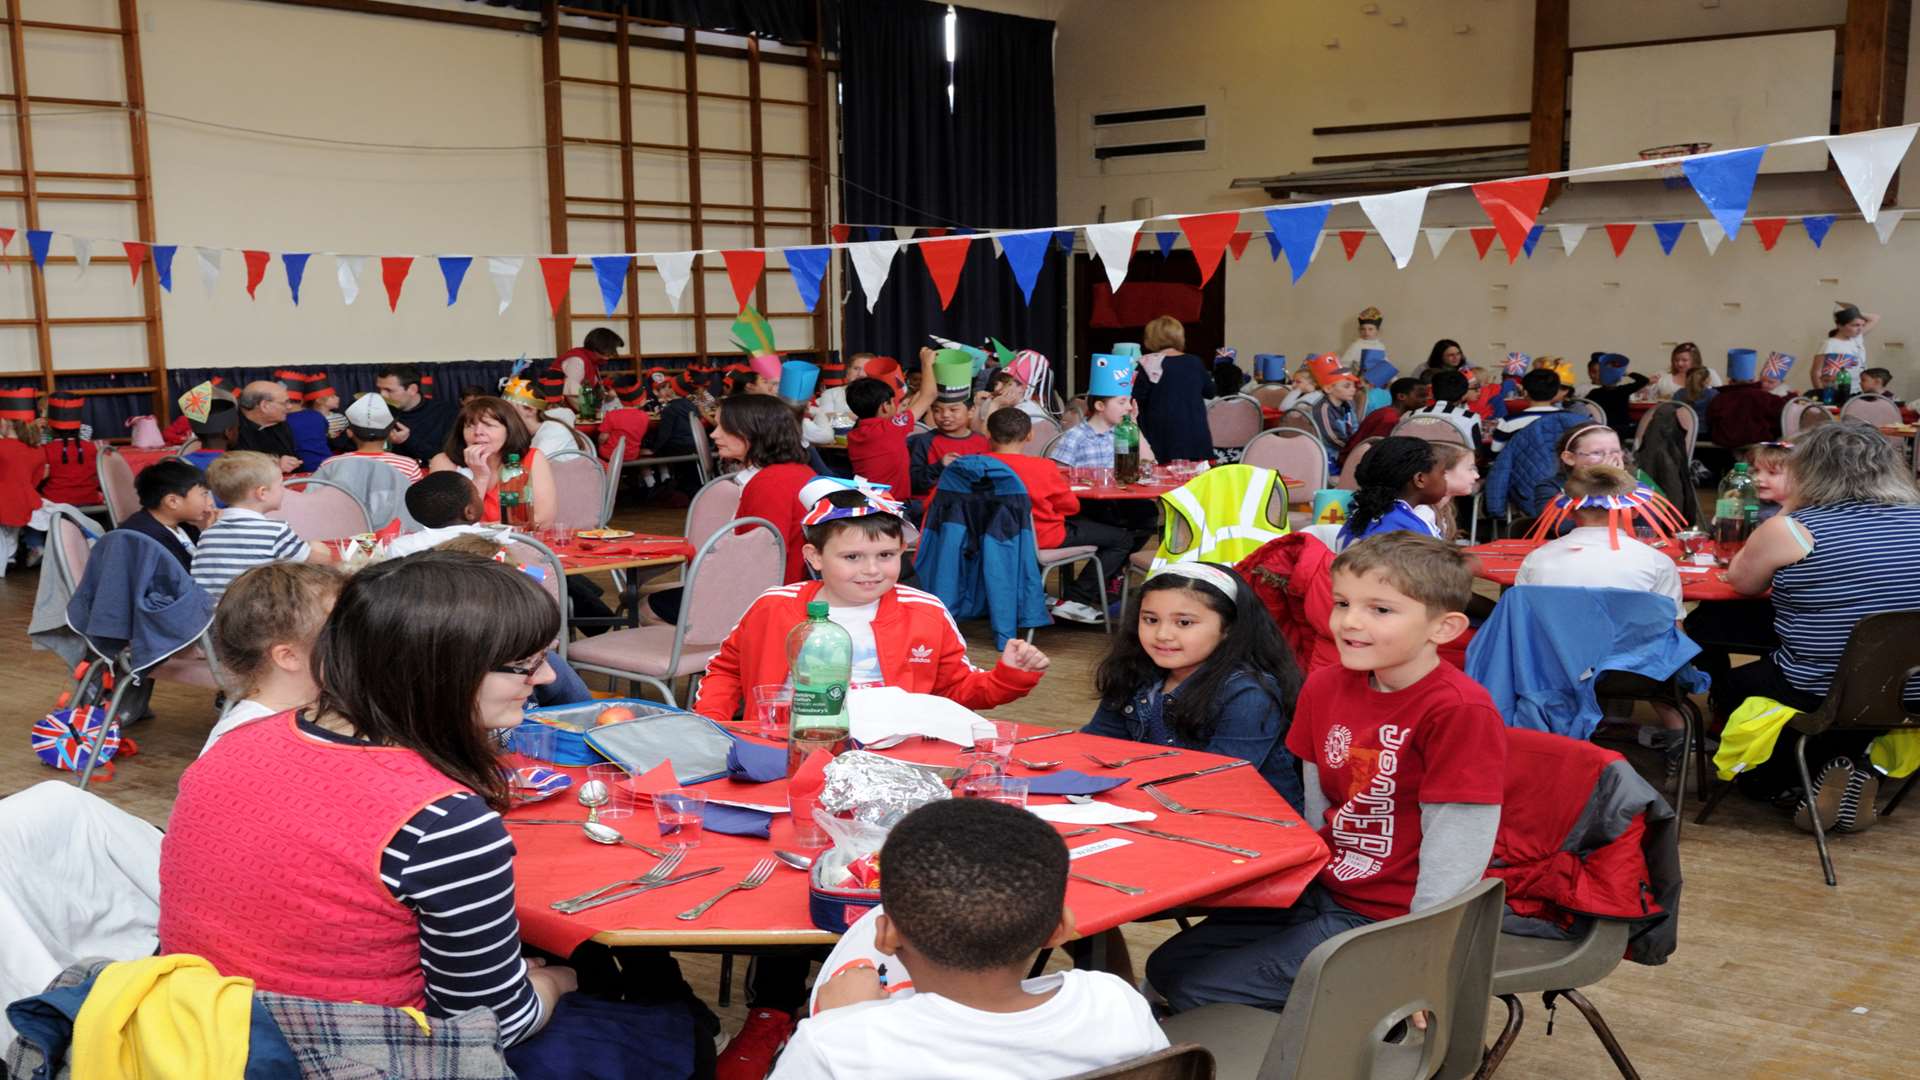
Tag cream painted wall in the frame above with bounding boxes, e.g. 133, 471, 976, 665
1050, 0, 1920, 390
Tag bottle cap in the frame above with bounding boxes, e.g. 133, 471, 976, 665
807, 600, 829, 618
507, 453, 521, 464
1734, 463, 1749, 471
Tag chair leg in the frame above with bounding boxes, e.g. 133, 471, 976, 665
1473, 994, 1525, 1080
1880, 772, 1920, 818
1793, 733, 1838, 887
718, 953, 734, 1007
1694, 775, 1738, 825
1544, 988, 1641, 1080
76, 673, 134, 791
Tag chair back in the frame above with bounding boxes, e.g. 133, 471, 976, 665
47, 506, 97, 597
1275, 407, 1317, 435
1392, 413, 1470, 448
1039, 431, 1066, 461
1023, 413, 1062, 455
1840, 392, 1902, 431
499, 531, 568, 656
685, 475, 746, 548
1262, 879, 1505, 1080
269, 477, 372, 542
546, 451, 610, 530
677, 517, 785, 653
174, 438, 201, 458
1205, 394, 1263, 450
1241, 429, 1327, 494
96, 448, 138, 527
687, 415, 716, 482
1252, 384, 1293, 411
1336, 437, 1381, 491
601, 435, 627, 521
1799, 610, 1920, 736
1781, 398, 1832, 439
1062, 1045, 1216, 1080
309, 455, 412, 529
1567, 398, 1607, 425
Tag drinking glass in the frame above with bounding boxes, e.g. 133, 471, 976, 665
960, 774, 1031, 807
507, 722, 557, 764
1092, 467, 1116, 488
968, 720, 1017, 771
654, 788, 707, 849
587, 763, 640, 820
751, 684, 794, 739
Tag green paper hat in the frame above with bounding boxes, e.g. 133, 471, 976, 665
991, 338, 1017, 368
729, 306, 778, 358
933, 350, 975, 401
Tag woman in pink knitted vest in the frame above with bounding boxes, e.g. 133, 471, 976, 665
159, 550, 577, 1045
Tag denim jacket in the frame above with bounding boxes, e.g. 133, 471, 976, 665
1084, 667, 1304, 811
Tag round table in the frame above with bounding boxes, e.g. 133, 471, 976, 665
1464, 538, 1749, 603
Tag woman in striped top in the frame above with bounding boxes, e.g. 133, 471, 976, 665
1709, 422, 1920, 824
160, 550, 575, 1045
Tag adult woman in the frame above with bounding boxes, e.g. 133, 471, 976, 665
502, 376, 583, 460
429, 396, 557, 528
1819, 303, 1880, 382
1689, 422, 1920, 826
1648, 342, 1720, 400
1422, 339, 1466, 375
1130, 315, 1215, 463
159, 552, 575, 1045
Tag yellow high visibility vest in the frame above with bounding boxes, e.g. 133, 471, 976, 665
1154, 464, 1291, 569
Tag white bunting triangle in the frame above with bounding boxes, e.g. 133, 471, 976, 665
196, 247, 222, 297
487, 256, 521, 314
1557, 224, 1588, 256
1311, 231, 1326, 261
1874, 208, 1906, 245
847, 241, 901, 313
71, 237, 93, 276
653, 251, 698, 313
1084, 220, 1144, 292
1358, 188, 1429, 269
990, 236, 1004, 259
336, 255, 369, 306
1424, 228, 1456, 259
1825, 124, 1919, 224
894, 225, 916, 242
1697, 218, 1726, 255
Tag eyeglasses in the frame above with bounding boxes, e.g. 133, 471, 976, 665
491, 655, 549, 678
1571, 448, 1623, 461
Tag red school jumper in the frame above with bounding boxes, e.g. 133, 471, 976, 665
739, 461, 818, 584
846, 412, 914, 504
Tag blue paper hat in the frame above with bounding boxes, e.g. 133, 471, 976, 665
1255, 354, 1288, 381
779, 360, 820, 403
1597, 354, 1630, 387
1360, 348, 1395, 386
1088, 354, 1137, 398
1112, 342, 1142, 358
1727, 348, 1758, 382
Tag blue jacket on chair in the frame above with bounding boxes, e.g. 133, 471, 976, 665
1484, 410, 1591, 518
913, 455, 1051, 648
1465, 585, 1709, 740
66, 530, 215, 674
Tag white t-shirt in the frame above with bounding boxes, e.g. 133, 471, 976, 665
1340, 338, 1388, 370
1648, 369, 1722, 400
1514, 526, 1685, 619
771, 968, 1168, 1080
531, 415, 580, 460
201, 699, 280, 756
829, 600, 884, 687
1821, 334, 1867, 378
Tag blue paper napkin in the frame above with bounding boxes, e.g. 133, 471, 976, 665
660, 801, 772, 840
725, 735, 787, 783
1025, 769, 1128, 796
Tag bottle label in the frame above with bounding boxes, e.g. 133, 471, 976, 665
1715, 497, 1739, 520
793, 681, 847, 719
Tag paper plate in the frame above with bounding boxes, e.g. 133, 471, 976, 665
506, 766, 574, 803
578, 528, 635, 539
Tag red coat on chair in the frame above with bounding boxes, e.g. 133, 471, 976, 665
1237, 533, 1472, 676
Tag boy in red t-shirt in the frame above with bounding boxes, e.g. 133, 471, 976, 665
1146, 531, 1505, 1012
983, 408, 1133, 625
845, 372, 937, 510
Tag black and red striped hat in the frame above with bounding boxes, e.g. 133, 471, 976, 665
303, 372, 334, 402
0, 385, 37, 423
46, 394, 84, 432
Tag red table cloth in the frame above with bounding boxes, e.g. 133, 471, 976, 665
1465, 538, 1748, 603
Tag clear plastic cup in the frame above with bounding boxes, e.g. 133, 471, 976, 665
654, 788, 707, 849
959, 773, 1030, 807
968, 720, 1017, 770
751, 684, 794, 739
586, 763, 640, 820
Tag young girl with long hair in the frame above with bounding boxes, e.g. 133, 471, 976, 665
1338, 436, 1447, 545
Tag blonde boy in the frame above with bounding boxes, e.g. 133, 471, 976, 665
191, 451, 334, 599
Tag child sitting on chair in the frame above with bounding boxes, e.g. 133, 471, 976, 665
693, 478, 1050, 723
1746, 441, 1793, 524
386, 471, 495, 557
773, 798, 1167, 1080
986, 408, 1129, 626
906, 351, 993, 497
1338, 436, 1448, 546
190, 452, 335, 599
321, 393, 425, 482
1145, 532, 1505, 1013
202, 561, 343, 754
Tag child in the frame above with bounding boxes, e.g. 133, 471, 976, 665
806, 351, 876, 444
117, 458, 215, 570
308, 376, 348, 440
1338, 436, 1446, 546
202, 561, 343, 754
1586, 353, 1650, 434
1338, 305, 1389, 370
986, 408, 1129, 626
1145, 532, 1505, 1013
1490, 369, 1567, 455
178, 381, 239, 472
1304, 354, 1360, 470
1407, 369, 1484, 445
692, 480, 1050, 723
1086, 563, 1304, 808
1340, 377, 1428, 471
774, 799, 1167, 1080
277, 371, 338, 473
1046, 355, 1154, 471
192, 452, 332, 599
1422, 443, 1478, 542
322, 394, 425, 482
1747, 441, 1793, 523
1858, 366, 1895, 400
0, 412, 46, 567
845, 372, 937, 511
387, 471, 495, 556
906, 351, 993, 496
37, 397, 101, 508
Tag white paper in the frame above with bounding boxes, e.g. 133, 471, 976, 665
1083, 220, 1143, 293
195, 246, 222, 298
1825, 124, 1919, 224
1423, 227, 1455, 259
71, 236, 92, 277
1028, 802, 1158, 825
1557, 224, 1588, 256
1067, 838, 1133, 860
1874, 209, 1906, 245
336, 255, 369, 306
846, 686, 980, 747
846, 241, 900, 313
1359, 187, 1429, 269
1697, 219, 1726, 255
652, 251, 698, 313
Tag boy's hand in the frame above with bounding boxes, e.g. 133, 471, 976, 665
1000, 638, 1050, 673
940, 452, 962, 466
814, 964, 886, 1012
918, 346, 937, 369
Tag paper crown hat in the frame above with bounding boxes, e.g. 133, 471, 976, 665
1357, 306, 1384, 326
863, 355, 904, 393
932, 350, 976, 402
1254, 354, 1288, 381
730, 306, 779, 358
187, 388, 238, 436
1087, 353, 1137, 397
1534, 355, 1575, 386
616, 378, 649, 406
500, 376, 545, 410
1111, 342, 1142, 358
1359, 348, 1395, 387
1306, 353, 1356, 386
1006, 349, 1048, 387
779, 360, 820, 403
1727, 348, 1759, 381
0, 386, 36, 423
928, 335, 989, 376
992, 338, 1016, 369
1816, 352, 1848, 380
302, 373, 334, 402
1764, 352, 1798, 381
346, 393, 395, 430
1504, 352, 1533, 377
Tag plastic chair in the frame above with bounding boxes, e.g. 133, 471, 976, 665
1392, 413, 1472, 448
684, 475, 745, 549
1841, 394, 1903, 448
1026, 491, 1109, 641
1039, 431, 1067, 461
1475, 920, 1639, 1080
1023, 414, 1062, 455
1252, 384, 1293, 411
546, 450, 610, 530
688, 416, 716, 482
268, 477, 372, 543
174, 437, 201, 458
1241, 429, 1327, 498
1694, 610, 1920, 885
309, 455, 414, 530
1566, 399, 1607, 425
96, 447, 138, 527
1160, 878, 1505, 1080
601, 435, 627, 521
564, 517, 784, 706
1063, 1045, 1216, 1080
46, 506, 97, 598
1780, 398, 1831, 439
1275, 408, 1318, 436
1591, 669, 1711, 824
1206, 395, 1264, 451
1335, 437, 1382, 492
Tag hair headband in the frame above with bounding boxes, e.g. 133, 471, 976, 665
1147, 562, 1239, 600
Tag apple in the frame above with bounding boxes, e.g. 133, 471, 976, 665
595, 705, 638, 727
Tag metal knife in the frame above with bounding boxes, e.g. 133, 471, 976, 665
1109, 823, 1261, 859
504, 818, 589, 825
1137, 760, 1251, 788
556, 866, 725, 914
1015, 729, 1071, 744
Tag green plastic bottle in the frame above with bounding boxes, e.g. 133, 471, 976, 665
1112, 411, 1142, 485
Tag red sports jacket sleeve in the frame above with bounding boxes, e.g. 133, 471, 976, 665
694, 620, 749, 722
926, 613, 1044, 709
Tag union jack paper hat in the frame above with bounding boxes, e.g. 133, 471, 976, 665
799, 475, 905, 527
1763, 352, 1798, 381
1504, 352, 1532, 378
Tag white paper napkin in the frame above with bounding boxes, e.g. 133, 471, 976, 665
1029, 802, 1158, 825
848, 686, 982, 747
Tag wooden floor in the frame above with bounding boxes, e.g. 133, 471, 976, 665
4, 501, 1915, 1079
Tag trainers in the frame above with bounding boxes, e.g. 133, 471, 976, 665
1793, 758, 1854, 834
1051, 601, 1104, 625
716, 1008, 797, 1080
1834, 762, 1880, 834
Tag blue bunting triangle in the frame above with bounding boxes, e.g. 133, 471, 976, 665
999, 231, 1052, 305
590, 255, 629, 317
1262, 204, 1331, 283
27, 230, 50, 270
784, 246, 830, 312
1523, 225, 1544, 257
282, 253, 311, 305
1653, 222, 1686, 255
1680, 146, 1765, 241
437, 256, 473, 306
1802, 215, 1835, 248
863, 226, 889, 242
1155, 231, 1177, 257
1055, 229, 1075, 253
152, 245, 177, 292
1264, 230, 1283, 261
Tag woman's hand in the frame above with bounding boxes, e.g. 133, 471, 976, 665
463, 443, 495, 487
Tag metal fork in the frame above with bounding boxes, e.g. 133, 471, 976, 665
1142, 785, 1300, 827
1069, 872, 1146, 896
551, 850, 686, 910
676, 858, 777, 920
1084, 749, 1182, 769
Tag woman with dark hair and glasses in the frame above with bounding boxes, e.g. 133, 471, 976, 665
158, 551, 576, 1047
1648, 342, 1721, 400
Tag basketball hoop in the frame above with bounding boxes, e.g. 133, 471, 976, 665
1637, 142, 1713, 189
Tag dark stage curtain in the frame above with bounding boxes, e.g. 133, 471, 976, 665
838, 0, 1061, 374
466, 0, 836, 47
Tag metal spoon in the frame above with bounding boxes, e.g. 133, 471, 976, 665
577, 779, 610, 825
1017, 758, 1065, 770
772, 849, 814, 871
581, 820, 668, 858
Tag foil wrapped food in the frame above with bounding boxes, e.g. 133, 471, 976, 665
818, 750, 950, 827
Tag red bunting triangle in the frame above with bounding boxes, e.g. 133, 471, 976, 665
1228, 230, 1252, 261
1178, 211, 1240, 287
538, 257, 575, 315
1471, 177, 1550, 265
380, 256, 414, 312
925, 227, 949, 238
1469, 228, 1497, 260
829, 224, 851, 244
919, 236, 973, 310
1752, 218, 1788, 251
0, 228, 11, 272
721, 250, 766, 312
1338, 231, 1366, 260
242, 250, 271, 299
122, 242, 148, 284
1604, 223, 1636, 257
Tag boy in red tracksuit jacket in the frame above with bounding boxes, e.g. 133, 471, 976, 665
695, 476, 1050, 723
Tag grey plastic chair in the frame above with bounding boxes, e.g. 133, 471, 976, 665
1473, 919, 1638, 1080
1160, 878, 1505, 1080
